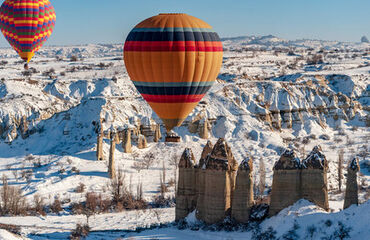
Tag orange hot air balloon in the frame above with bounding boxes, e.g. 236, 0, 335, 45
0, 0, 56, 64
124, 13, 223, 132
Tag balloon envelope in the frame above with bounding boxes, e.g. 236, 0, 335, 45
124, 13, 223, 131
0, 0, 56, 62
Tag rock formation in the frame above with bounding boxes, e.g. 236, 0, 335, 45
269, 149, 302, 216
96, 119, 104, 161
122, 129, 132, 153
269, 146, 329, 215
231, 156, 254, 223
108, 132, 118, 179
137, 134, 147, 149
200, 138, 238, 224
344, 157, 360, 209
154, 124, 161, 142
301, 146, 329, 211
195, 141, 213, 220
199, 119, 209, 139
176, 148, 197, 221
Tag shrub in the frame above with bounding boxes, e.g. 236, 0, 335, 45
282, 221, 300, 240
75, 183, 85, 193
306, 225, 317, 239
307, 54, 323, 65
70, 55, 78, 62
151, 195, 175, 208
21, 70, 32, 76
0, 223, 20, 235
33, 194, 46, 216
333, 222, 352, 240
70, 223, 90, 240
0, 175, 29, 216
50, 198, 63, 214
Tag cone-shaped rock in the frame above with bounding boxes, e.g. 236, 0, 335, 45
108, 132, 118, 179
176, 148, 197, 221
344, 157, 360, 209
96, 119, 104, 160
195, 140, 213, 220
201, 138, 238, 224
231, 156, 254, 223
301, 146, 329, 211
122, 129, 132, 153
199, 119, 209, 139
138, 134, 148, 149
199, 141, 213, 168
269, 149, 301, 216
154, 124, 161, 142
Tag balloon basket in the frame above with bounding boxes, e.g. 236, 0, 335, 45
165, 136, 181, 143
165, 132, 181, 143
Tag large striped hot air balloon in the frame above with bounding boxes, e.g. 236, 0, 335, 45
0, 0, 56, 63
124, 13, 223, 132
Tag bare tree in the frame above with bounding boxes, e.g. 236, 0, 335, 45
136, 178, 143, 201
159, 161, 167, 198
338, 149, 344, 192
169, 153, 180, 193
259, 158, 266, 198
143, 152, 155, 170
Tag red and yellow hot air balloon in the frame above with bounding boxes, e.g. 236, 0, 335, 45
0, 0, 56, 63
124, 13, 223, 132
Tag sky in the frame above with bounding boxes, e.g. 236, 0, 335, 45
0, 0, 369, 47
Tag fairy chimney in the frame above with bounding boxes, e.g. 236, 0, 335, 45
199, 119, 209, 139
122, 129, 132, 153
154, 124, 161, 142
195, 140, 213, 220
200, 138, 238, 224
96, 119, 104, 161
199, 141, 213, 168
343, 157, 360, 209
138, 134, 148, 149
176, 148, 197, 221
301, 146, 329, 211
269, 149, 301, 216
108, 132, 119, 179
231, 156, 254, 223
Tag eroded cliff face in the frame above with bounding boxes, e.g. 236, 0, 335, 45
220, 74, 366, 131
0, 55, 368, 144
0, 79, 73, 143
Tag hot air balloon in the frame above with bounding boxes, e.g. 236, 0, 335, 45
124, 13, 223, 136
0, 0, 56, 66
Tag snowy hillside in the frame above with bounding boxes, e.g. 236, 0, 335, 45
0, 36, 369, 239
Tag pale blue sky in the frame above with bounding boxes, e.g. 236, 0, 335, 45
0, 0, 369, 47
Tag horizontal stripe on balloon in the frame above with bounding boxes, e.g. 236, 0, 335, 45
142, 94, 205, 103
126, 31, 220, 42
131, 27, 213, 33
124, 41, 223, 52
132, 80, 214, 88
135, 85, 212, 95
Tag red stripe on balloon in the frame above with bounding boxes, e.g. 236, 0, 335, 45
141, 94, 205, 103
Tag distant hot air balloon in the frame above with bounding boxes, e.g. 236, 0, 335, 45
124, 13, 223, 132
0, 0, 56, 65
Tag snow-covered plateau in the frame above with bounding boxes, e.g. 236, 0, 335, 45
0, 35, 369, 239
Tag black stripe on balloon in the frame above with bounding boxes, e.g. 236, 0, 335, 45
126, 31, 221, 42
135, 86, 212, 95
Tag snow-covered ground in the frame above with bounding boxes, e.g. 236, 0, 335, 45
0, 35, 369, 239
